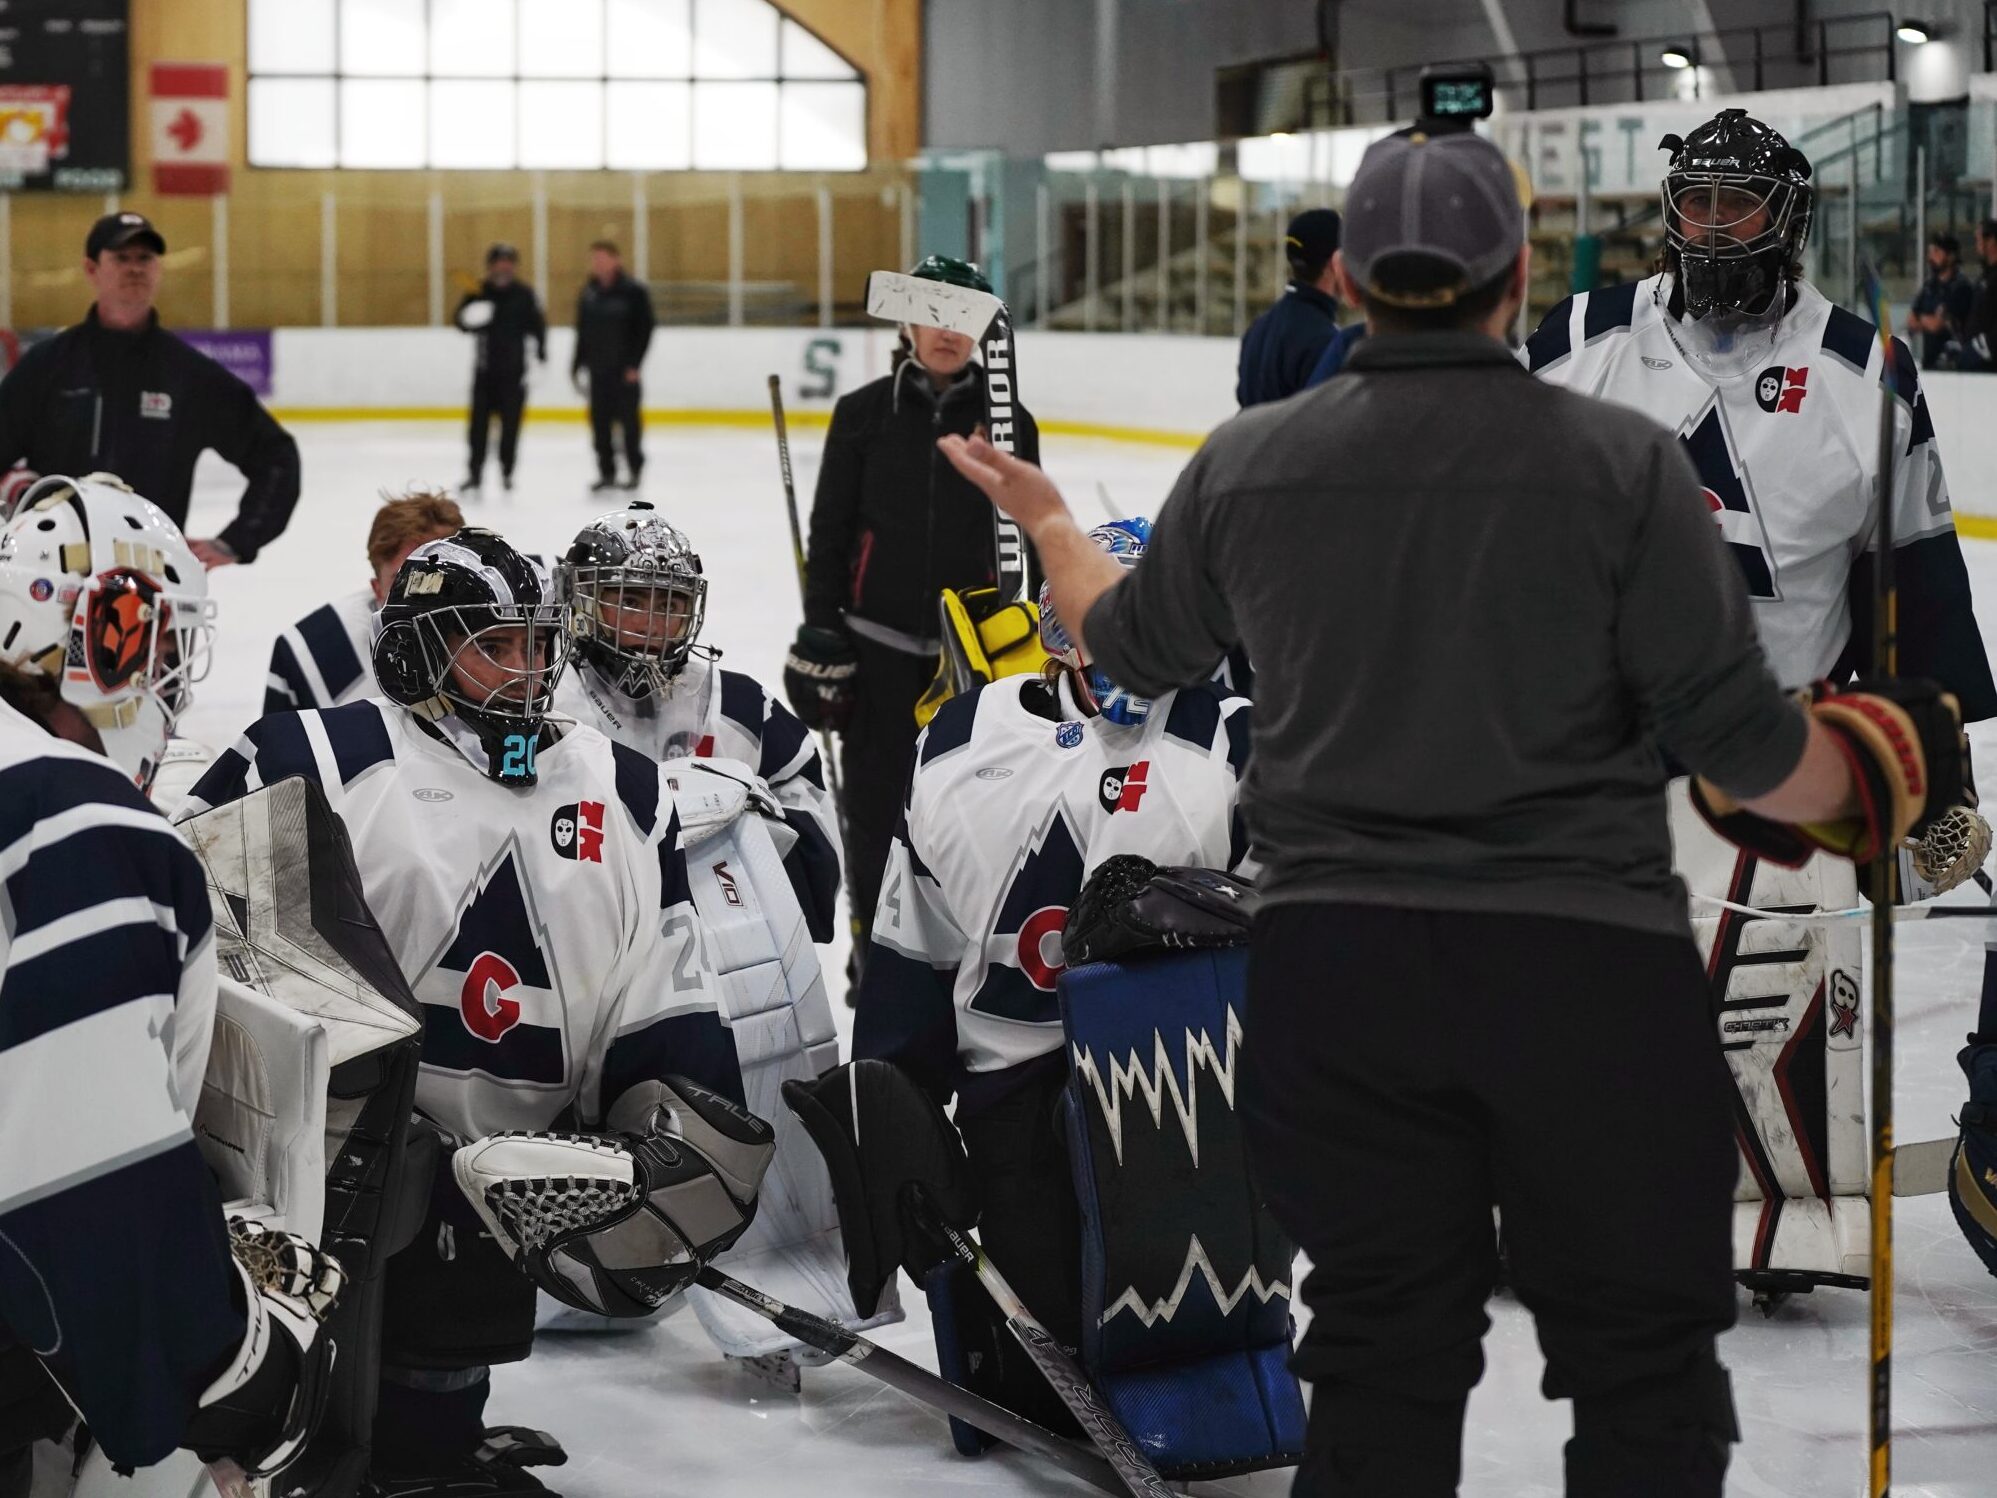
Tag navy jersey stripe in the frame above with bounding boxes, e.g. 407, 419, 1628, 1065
780, 806, 840, 942
1820, 304, 1876, 372
264, 635, 306, 716
1886, 334, 1920, 405
418, 1005, 566, 1083
320, 701, 396, 785
1163, 685, 1224, 753
602, 1008, 745, 1113
610, 740, 659, 837
295, 602, 365, 703
5, 818, 210, 962
1223, 702, 1252, 777
852, 942, 960, 1104
244, 712, 320, 787
919, 688, 981, 766
0, 1140, 240, 1469
1525, 295, 1575, 370
0, 756, 159, 862
187, 745, 252, 812
1582, 281, 1638, 341
717, 669, 764, 740
757, 697, 811, 783
2, 926, 189, 1053
658, 820, 694, 911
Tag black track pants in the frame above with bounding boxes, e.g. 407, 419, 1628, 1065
588, 376, 643, 482
467, 369, 527, 481
1239, 903, 1740, 1498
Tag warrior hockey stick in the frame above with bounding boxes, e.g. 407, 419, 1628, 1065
1691, 893, 1997, 924
767, 373, 846, 817
910, 1195, 1174, 1498
1860, 261, 1900, 1498
692, 1266, 1127, 1497
865, 271, 1030, 604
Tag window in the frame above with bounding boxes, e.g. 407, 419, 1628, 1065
246, 0, 867, 171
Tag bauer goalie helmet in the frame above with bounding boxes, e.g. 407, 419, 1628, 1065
0, 473, 213, 793
1661, 108, 1813, 321
1040, 517, 1152, 726
558, 501, 707, 698
372, 528, 567, 785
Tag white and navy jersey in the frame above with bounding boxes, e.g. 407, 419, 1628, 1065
177, 700, 741, 1139
263, 586, 377, 716
854, 675, 1251, 1116
557, 654, 841, 940
1526, 273, 1996, 716
0, 700, 245, 1469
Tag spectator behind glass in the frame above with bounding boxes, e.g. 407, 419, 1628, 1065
1961, 220, 1997, 372
1908, 232, 1975, 369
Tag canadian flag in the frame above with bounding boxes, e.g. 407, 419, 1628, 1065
151, 63, 228, 196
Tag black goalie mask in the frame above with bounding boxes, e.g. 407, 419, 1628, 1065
1660, 108, 1813, 321
557, 501, 708, 700
372, 528, 568, 784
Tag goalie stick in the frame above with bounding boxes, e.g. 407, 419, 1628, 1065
865, 270, 1029, 604
692, 1266, 1127, 1497
767, 373, 846, 815
910, 1193, 1174, 1498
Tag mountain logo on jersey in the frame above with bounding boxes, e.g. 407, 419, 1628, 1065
1099, 761, 1151, 814
1754, 365, 1809, 415
968, 808, 1086, 1022
1681, 398, 1782, 600
420, 838, 568, 1084
550, 801, 605, 862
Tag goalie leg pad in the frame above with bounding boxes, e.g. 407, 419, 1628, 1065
1950, 1041, 1997, 1279
781, 1061, 980, 1320
1060, 947, 1306, 1479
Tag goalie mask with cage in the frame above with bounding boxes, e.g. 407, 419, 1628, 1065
1660, 108, 1813, 322
558, 501, 707, 698
1040, 517, 1152, 725
0, 473, 214, 792
372, 528, 568, 784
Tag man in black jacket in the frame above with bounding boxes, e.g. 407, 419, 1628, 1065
1237, 208, 1343, 406
456, 242, 546, 497
784, 255, 1042, 979
0, 213, 300, 566
572, 239, 654, 492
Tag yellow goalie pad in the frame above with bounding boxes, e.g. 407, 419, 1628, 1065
913, 586, 1051, 727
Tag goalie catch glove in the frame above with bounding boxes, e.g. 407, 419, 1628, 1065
453, 1077, 775, 1319
179, 1220, 344, 1478
1690, 678, 1968, 869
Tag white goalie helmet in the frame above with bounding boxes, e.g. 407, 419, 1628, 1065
0, 473, 215, 792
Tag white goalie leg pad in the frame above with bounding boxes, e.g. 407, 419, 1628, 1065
195, 976, 330, 1243
1671, 783, 1869, 1285
670, 785, 899, 1359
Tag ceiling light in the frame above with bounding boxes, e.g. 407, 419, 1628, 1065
1660, 43, 1695, 70
1896, 20, 1932, 44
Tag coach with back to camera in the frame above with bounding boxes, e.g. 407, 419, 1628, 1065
0, 213, 300, 566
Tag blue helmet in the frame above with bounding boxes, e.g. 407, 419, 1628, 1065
1040, 516, 1152, 725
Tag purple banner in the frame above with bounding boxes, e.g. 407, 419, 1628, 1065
180, 329, 272, 397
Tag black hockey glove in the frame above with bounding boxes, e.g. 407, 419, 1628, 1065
1062, 857, 1257, 967
784, 625, 858, 732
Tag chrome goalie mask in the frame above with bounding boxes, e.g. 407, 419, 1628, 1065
1661, 109, 1813, 323
0, 473, 214, 792
1040, 517, 1152, 726
557, 502, 708, 699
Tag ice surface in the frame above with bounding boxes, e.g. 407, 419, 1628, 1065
176, 421, 1997, 1496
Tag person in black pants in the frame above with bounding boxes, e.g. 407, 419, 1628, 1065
939, 130, 1969, 1496
456, 243, 546, 499
0, 211, 299, 566
572, 240, 654, 492
782, 256, 1041, 996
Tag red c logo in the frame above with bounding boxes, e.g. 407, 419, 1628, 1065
461, 950, 523, 1041
1017, 906, 1069, 992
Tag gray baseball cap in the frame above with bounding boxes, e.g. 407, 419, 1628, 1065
1342, 130, 1527, 308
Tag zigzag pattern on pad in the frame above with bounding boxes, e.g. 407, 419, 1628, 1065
1069, 1005, 1242, 1167
1100, 1232, 1291, 1329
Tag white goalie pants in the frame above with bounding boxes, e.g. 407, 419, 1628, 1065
1670, 782, 1870, 1286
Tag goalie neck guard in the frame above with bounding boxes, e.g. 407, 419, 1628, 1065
0, 472, 213, 793
1039, 517, 1152, 725
1660, 108, 1813, 322
559, 501, 708, 699
371, 528, 567, 785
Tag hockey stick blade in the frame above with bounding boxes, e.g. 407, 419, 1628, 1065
912, 1200, 1173, 1498
1892, 1136, 1955, 1197
691, 1266, 1127, 1497
866, 270, 1004, 340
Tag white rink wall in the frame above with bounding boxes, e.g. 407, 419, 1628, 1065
265, 325, 1997, 520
